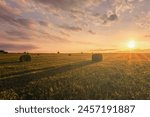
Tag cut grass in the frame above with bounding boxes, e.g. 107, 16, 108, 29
0, 53, 150, 99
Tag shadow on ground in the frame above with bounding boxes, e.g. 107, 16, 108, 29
0, 60, 96, 91
0, 61, 19, 65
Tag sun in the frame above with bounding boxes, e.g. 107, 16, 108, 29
128, 40, 136, 49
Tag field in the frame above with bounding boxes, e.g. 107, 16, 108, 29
0, 53, 150, 100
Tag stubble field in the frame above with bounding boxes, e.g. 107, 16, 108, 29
0, 53, 150, 99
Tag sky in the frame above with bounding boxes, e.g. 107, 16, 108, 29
0, 0, 150, 53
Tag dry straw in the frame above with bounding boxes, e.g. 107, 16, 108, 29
92, 54, 103, 62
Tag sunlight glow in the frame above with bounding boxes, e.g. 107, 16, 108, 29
128, 40, 136, 49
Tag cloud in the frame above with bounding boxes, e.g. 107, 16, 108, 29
0, 4, 36, 30
0, 43, 38, 52
59, 31, 70, 37
35, 0, 77, 11
145, 35, 150, 38
0, 1, 20, 25
102, 13, 118, 25
92, 48, 118, 52
88, 30, 96, 35
0, 1, 20, 15
2, 0, 140, 30
0, 0, 149, 52
34, 0, 97, 11
16, 18, 36, 29
38, 20, 49, 27
5, 30, 30, 40
0, 1, 71, 43
58, 25, 82, 31
74, 41, 97, 45
135, 11, 150, 29
37, 31, 71, 43
113, 0, 135, 14
70, 9, 84, 16
47, 34, 71, 43
107, 14, 118, 21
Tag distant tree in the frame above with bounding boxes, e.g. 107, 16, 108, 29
0, 50, 4, 53
0, 50, 8, 54
4, 51, 8, 54
24, 52, 29, 54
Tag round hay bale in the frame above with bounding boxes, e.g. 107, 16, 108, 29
19, 54, 31, 62
68, 54, 71, 56
92, 54, 103, 62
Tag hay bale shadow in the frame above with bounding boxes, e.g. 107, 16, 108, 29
0, 60, 96, 91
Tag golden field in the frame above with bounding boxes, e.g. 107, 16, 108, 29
0, 53, 150, 99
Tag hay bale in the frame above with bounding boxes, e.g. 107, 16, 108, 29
68, 54, 71, 56
19, 54, 31, 62
92, 54, 103, 62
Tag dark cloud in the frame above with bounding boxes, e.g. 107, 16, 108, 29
0, 1, 70, 43
0, 2, 19, 25
59, 31, 70, 37
0, 13, 16, 25
35, 0, 76, 10
70, 9, 84, 16
0, 1, 19, 16
0, 2, 36, 29
38, 21, 49, 27
0, 43, 38, 52
0, 13, 35, 30
16, 18, 35, 29
0, 9, 17, 26
88, 30, 95, 35
6, 30, 24, 36
5, 30, 30, 40
144, 35, 150, 38
38, 31, 71, 43
102, 13, 118, 24
108, 14, 118, 21
4, 29, 70, 43
34, 0, 92, 11
59, 25, 82, 31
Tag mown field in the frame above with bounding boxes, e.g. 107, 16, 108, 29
0, 53, 150, 100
